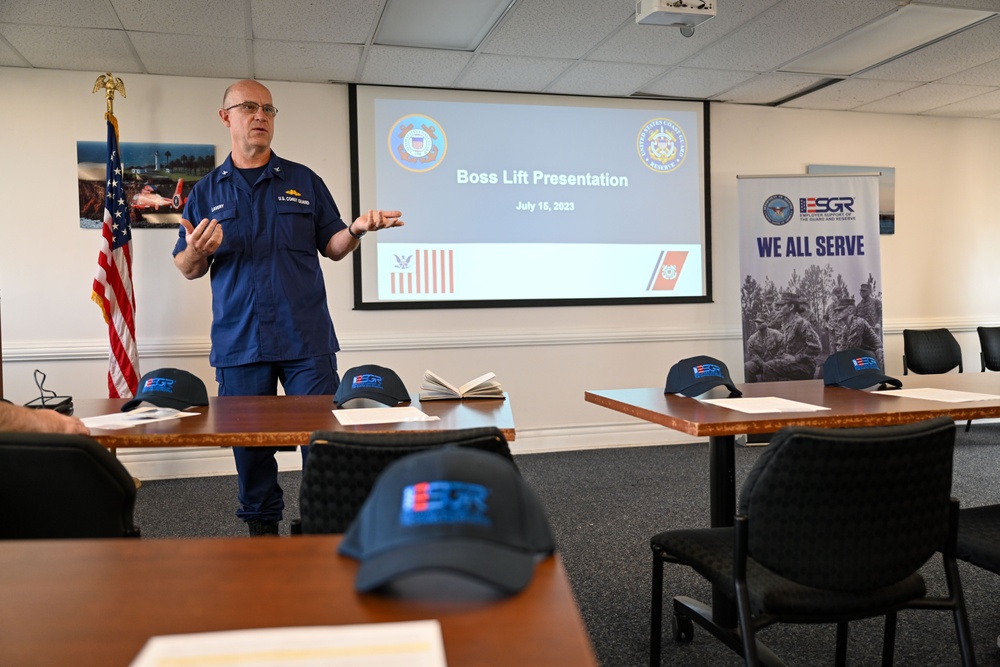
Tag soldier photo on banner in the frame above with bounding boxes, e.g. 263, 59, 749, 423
737, 173, 884, 383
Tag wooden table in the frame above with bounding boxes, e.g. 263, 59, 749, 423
586, 373, 1000, 626
74, 393, 515, 449
0, 534, 596, 667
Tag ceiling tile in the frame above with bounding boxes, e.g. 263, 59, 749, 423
854, 82, 995, 114
250, 0, 380, 43
919, 88, 1000, 118
545, 60, 666, 97
685, 0, 897, 72
780, 78, 919, 111
254, 41, 363, 83
483, 0, 633, 60
858, 17, 1000, 83
111, 0, 248, 38
0, 0, 117, 29
639, 67, 758, 99
712, 72, 828, 105
130, 33, 249, 78
457, 54, 572, 92
361, 46, 472, 88
0, 33, 29, 67
0, 25, 142, 72
937, 57, 1000, 86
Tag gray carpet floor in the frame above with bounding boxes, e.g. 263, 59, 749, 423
133, 425, 1000, 666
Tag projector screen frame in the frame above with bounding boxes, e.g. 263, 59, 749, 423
349, 84, 713, 311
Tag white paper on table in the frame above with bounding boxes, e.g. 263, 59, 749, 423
881, 388, 1000, 403
333, 406, 441, 426
80, 406, 200, 430
700, 397, 832, 414
128, 621, 447, 667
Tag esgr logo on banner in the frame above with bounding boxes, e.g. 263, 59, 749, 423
799, 195, 856, 221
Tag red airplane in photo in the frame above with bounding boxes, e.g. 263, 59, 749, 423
131, 179, 184, 211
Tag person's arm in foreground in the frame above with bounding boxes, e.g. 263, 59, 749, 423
0, 401, 90, 435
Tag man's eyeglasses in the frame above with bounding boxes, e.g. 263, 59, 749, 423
224, 101, 278, 117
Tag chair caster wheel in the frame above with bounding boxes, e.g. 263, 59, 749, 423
672, 613, 694, 642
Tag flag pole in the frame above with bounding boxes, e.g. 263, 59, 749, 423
91, 73, 141, 488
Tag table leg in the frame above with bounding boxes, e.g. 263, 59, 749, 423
708, 434, 737, 627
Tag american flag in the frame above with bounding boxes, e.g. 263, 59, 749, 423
91, 114, 139, 398
390, 249, 455, 294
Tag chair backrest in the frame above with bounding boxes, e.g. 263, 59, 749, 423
978, 326, 1000, 372
738, 416, 955, 592
0, 432, 140, 539
902, 328, 963, 375
299, 427, 515, 534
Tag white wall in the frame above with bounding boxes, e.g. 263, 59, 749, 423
2, 67, 999, 478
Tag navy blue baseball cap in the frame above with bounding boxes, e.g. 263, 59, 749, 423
121, 368, 209, 412
335, 364, 410, 407
339, 447, 555, 595
823, 349, 901, 390
665, 356, 742, 397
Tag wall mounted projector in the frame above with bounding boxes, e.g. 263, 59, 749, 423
636, 0, 716, 37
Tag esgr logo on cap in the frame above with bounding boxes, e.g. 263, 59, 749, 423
144, 377, 176, 393
402, 481, 491, 527
851, 356, 880, 372
352, 373, 385, 390
693, 363, 724, 380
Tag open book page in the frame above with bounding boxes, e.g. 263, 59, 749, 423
458, 372, 500, 395
421, 369, 462, 397
419, 370, 504, 400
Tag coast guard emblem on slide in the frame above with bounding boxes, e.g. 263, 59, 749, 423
762, 194, 794, 226
389, 114, 447, 172
637, 118, 687, 173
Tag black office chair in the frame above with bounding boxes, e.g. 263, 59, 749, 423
957, 504, 1000, 574
0, 432, 140, 539
977, 326, 1000, 372
902, 328, 963, 375
903, 328, 970, 431
296, 427, 516, 534
649, 416, 974, 667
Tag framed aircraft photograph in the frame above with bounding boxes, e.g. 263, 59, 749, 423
77, 141, 215, 229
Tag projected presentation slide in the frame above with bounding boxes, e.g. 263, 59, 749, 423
352, 86, 709, 309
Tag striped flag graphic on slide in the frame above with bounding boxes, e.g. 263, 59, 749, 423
646, 250, 688, 291
391, 249, 455, 294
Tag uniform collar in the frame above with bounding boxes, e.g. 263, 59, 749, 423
216, 152, 285, 182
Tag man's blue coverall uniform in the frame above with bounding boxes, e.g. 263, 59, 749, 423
173, 152, 347, 523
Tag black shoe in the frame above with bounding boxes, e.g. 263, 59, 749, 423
247, 519, 280, 536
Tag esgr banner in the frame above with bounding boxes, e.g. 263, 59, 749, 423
738, 174, 883, 383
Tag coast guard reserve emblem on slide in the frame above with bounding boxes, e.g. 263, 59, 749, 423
637, 118, 687, 173
389, 114, 447, 172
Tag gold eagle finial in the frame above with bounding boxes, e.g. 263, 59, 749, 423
93, 72, 126, 116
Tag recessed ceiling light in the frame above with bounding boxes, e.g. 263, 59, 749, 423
374, 0, 517, 51
779, 3, 998, 77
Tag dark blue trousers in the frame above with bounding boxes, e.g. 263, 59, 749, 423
216, 355, 340, 523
